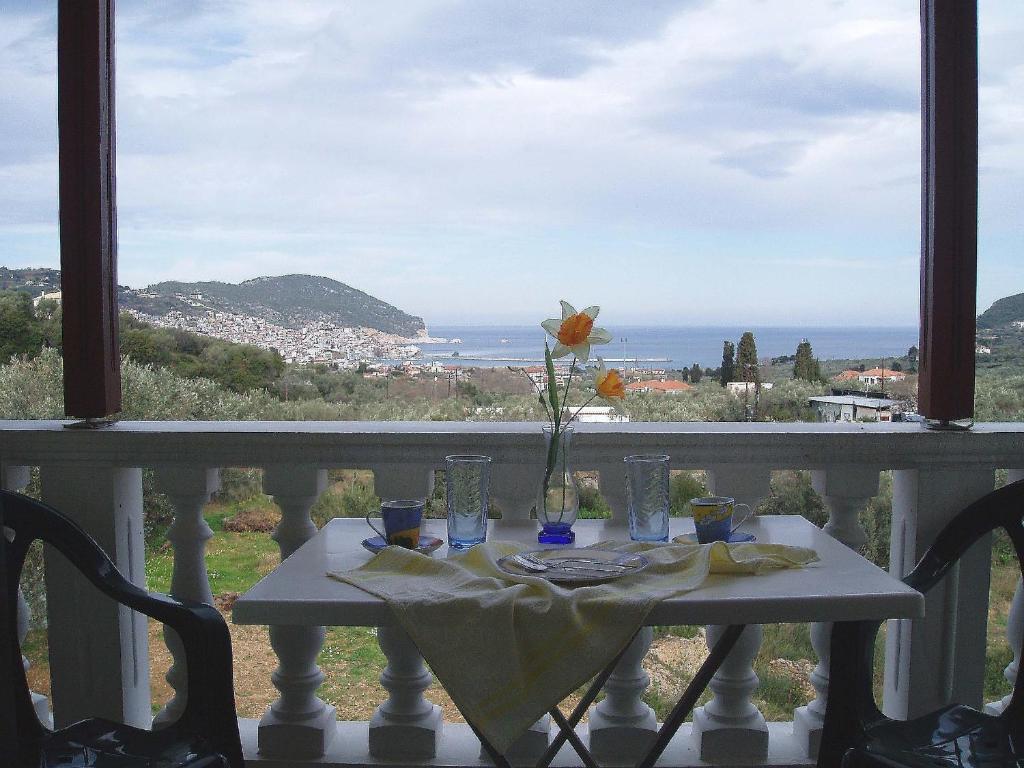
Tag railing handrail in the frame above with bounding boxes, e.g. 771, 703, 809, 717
1, 419, 1022, 469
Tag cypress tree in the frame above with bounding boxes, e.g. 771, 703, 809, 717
690, 363, 703, 383
737, 332, 759, 382
793, 339, 820, 382
720, 341, 735, 386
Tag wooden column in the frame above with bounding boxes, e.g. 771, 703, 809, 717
918, 0, 978, 422
58, 0, 121, 418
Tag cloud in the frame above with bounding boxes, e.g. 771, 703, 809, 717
0, 0, 1021, 324
714, 140, 809, 178
377, 0, 695, 80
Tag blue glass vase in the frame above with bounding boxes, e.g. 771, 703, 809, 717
537, 425, 580, 544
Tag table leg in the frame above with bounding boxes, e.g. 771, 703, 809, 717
550, 707, 601, 768
466, 625, 743, 768
466, 630, 638, 768
636, 624, 746, 768
535, 630, 639, 768
467, 717, 515, 768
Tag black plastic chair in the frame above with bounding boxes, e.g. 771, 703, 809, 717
0, 489, 243, 768
819, 478, 1024, 768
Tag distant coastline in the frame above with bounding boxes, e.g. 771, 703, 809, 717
415, 324, 919, 369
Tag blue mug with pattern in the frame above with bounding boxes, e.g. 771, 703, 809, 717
366, 499, 424, 549
690, 496, 753, 543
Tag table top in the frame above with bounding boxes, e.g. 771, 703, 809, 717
233, 515, 924, 627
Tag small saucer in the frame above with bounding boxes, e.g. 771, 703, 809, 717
362, 535, 444, 555
675, 531, 757, 544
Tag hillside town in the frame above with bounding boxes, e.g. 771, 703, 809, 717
123, 308, 423, 367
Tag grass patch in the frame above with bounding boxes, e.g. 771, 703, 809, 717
145, 500, 280, 595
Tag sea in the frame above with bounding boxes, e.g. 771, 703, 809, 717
416, 325, 919, 369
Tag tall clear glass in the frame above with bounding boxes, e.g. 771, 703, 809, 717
445, 455, 491, 549
625, 454, 671, 542
537, 425, 580, 544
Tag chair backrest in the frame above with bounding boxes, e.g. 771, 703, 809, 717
820, 479, 1024, 767
0, 490, 243, 767
2, 495, 49, 766
900, 478, 1024, 720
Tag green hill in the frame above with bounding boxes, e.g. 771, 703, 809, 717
123, 274, 425, 336
1, 269, 425, 337
0, 267, 61, 297
978, 292, 1024, 330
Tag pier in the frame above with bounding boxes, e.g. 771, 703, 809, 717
425, 354, 672, 363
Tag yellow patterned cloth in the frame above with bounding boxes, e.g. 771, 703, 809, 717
328, 539, 818, 753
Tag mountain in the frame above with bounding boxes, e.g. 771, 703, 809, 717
0, 267, 61, 297
978, 292, 1024, 330
0, 268, 424, 337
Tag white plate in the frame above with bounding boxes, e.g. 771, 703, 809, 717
498, 548, 650, 586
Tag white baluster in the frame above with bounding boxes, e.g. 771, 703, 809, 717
258, 465, 335, 758
370, 625, 442, 758
152, 466, 220, 728
490, 462, 543, 528
811, 466, 879, 552
368, 465, 442, 758
793, 467, 879, 757
692, 465, 770, 761
2, 463, 50, 725
597, 460, 628, 528
588, 627, 657, 758
985, 469, 1024, 715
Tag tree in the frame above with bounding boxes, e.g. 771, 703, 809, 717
680, 367, 689, 382
891, 361, 903, 372
0, 291, 43, 360
720, 341, 735, 386
908, 345, 919, 364
737, 331, 759, 383
690, 363, 703, 383
793, 339, 822, 382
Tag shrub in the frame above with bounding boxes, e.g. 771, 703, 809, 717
214, 468, 264, 504
670, 472, 708, 516
223, 504, 280, 533
757, 471, 827, 527
311, 471, 379, 528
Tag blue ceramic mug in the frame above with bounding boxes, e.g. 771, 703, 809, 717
690, 496, 753, 543
366, 499, 424, 549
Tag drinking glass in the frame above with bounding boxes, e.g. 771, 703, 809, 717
625, 454, 671, 542
445, 455, 491, 549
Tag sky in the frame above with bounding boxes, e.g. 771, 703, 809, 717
1, 1, 1022, 327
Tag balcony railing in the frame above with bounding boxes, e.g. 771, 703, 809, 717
2, 419, 1023, 767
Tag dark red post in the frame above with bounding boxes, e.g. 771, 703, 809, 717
58, 0, 121, 418
918, 0, 978, 423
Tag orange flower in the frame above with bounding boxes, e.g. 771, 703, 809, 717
541, 301, 612, 361
557, 312, 595, 348
595, 367, 625, 399
593, 359, 626, 411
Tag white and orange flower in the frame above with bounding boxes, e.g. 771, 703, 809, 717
592, 359, 626, 410
540, 301, 612, 362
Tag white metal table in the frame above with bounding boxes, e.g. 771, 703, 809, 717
234, 515, 923, 767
